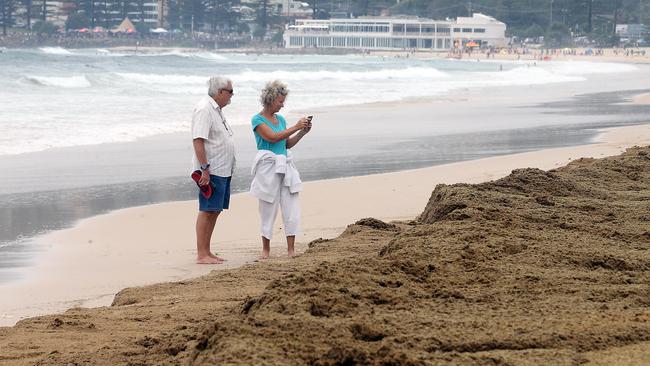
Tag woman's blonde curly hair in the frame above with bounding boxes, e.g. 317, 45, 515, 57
260, 80, 289, 107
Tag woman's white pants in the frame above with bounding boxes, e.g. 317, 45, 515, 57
259, 185, 300, 240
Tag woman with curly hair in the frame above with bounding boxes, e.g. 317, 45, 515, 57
249, 80, 312, 258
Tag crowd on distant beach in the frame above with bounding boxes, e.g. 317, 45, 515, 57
439, 45, 650, 63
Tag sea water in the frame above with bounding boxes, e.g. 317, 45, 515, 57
0, 48, 648, 283
0, 47, 637, 156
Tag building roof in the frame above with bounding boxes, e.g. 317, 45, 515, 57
456, 13, 505, 25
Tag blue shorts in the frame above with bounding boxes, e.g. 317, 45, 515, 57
198, 175, 231, 212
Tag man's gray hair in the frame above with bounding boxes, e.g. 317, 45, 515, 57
260, 80, 289, 107
207, 76, 231, 97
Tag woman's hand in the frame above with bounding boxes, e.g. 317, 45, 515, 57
293, 117, 310, 132
299, 116, 312, 134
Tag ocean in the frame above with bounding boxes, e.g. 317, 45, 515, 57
0, 47, 638, 156
1, 47, 650, 284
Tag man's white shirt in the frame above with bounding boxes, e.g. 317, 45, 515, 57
191, 96, 236, 177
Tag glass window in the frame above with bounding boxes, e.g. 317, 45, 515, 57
393, 24, 404, 33
437, 27, 450, 34
453, 28, 461, 32
290, 36, 303, 46
462, 28, 472, 33
474, 28, 486, 33
406, 25, 420, 33
422, 25, 434, 34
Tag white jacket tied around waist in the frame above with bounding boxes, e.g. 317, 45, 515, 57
250, 150, 303, 203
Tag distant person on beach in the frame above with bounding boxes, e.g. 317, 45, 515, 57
191, 76, 236, 264
250, 80, 311, 258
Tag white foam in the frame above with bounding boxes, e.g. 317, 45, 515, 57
192, 52, 228, 61
114, 72, 208, 85
486, 66, 584, 85
1, 54, 637, 157
39, 47, 73, 55
23, 75, 92, 88
136, 50, 192, 58
234, 67, 449, 82
544, 61, 637, 75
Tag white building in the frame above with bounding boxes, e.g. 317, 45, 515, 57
452, 13, 506, 47
284, 13, 506, 51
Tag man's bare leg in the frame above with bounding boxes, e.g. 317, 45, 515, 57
205, 214, 227, 261
260, 236, 271, 259
196, 211, 222, 264
287, 235, 296, 258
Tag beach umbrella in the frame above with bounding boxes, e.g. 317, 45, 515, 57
465, 41, 479, 47
150, 28, 168, 34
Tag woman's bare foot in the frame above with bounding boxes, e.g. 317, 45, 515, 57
196, 256, 224, 264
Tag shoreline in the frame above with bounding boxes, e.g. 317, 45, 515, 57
1, 122, 649, 327
1, 130, 648, 364
6, 44, 650, 64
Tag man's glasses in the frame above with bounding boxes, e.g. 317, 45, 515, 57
221, 88, 234, 95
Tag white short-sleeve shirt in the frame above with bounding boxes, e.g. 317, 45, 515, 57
191, 96, 236, 177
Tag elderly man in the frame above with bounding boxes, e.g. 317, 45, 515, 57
191, 76, 235, 264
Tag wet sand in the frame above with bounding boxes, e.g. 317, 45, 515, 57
633, 92, 650, 105
0, 124, 649, 364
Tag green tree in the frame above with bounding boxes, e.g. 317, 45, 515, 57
134, 20, 150, 33
545, 22, 571, 47
66, 12, 89, 30
21, 0, 32, 29
166, 0, 180, 29
179, 0, 205, 32
205, 0, 240, 34
253, 0, 281, 39
0, 0, 16, 35
32, 19, 57, 34
523, 23, 545, 39
270, 28, 283, 45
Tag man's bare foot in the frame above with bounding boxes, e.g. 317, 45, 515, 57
288, 251, 300, 258
196, 256, 224, 264
209, 252, 227, 261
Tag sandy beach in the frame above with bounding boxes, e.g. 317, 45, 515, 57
2, 48, 650, 364
633, 92, 650, 105
0, 122, 648, 327
0, 121, 649, 363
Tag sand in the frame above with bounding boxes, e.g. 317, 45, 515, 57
632, 93, 650, 105
0, 123, 649, 364
1, 123, 648, 327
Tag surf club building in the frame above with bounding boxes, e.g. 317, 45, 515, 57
283, 13, 506, 51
